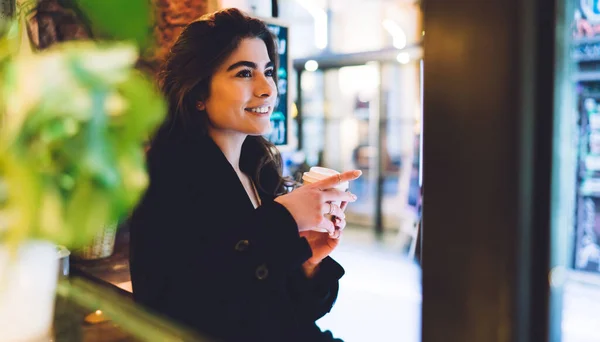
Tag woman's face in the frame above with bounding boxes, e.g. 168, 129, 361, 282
200, 37, 277, 136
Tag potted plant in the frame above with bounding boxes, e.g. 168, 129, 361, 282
0, 0, 164, 340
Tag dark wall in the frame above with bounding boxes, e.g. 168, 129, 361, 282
421, 0, 562, 341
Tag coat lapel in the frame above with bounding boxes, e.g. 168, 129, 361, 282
188, 136, 257, 217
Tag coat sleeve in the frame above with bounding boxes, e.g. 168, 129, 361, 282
286, 256, 345, 323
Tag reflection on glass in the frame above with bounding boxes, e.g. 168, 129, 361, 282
293, 61, 422, 248
295, 65, 380, 225
379, 62, 422, 248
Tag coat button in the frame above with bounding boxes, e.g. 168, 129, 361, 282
235, 240, 250, 252
255, 264, 269, 280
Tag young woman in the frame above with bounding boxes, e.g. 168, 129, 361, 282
129, 8, 361, 342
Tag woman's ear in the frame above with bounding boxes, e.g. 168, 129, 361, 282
196, 101, 206, 111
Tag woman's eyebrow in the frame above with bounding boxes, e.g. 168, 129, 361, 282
226, 60, 274, 71
227, 61, 256, 71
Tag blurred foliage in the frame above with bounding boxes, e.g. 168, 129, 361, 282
0, 1, 165, 248
61, 0, 154, 49
0, 18, 18, 64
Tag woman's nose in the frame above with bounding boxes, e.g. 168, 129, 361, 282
255, 75, 275, 98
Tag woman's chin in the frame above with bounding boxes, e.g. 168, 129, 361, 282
246, 124, 272, 136
248, 129, 271, 137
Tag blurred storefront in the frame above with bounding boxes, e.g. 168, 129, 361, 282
572, 1, 600, 276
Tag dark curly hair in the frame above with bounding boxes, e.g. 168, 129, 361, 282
152, 8, 291, 197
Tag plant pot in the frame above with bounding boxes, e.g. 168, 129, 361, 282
0, 240, 59, 341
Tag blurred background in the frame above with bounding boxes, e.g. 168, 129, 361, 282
3, 0, 600, 341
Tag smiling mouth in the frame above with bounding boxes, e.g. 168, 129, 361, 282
245, 106, 271, 114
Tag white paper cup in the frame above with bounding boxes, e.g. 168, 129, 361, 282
302, 167, 349, 233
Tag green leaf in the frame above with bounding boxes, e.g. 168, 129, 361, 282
114, 71, 166, 139
72, 0, 153, 48
62, 179, 113, 247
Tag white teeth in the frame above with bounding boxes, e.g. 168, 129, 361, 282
247, 106, 269, 114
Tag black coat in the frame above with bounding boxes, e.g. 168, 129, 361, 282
129, 135, 345, 342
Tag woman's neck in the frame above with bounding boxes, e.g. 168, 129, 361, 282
208, 128, 247, 173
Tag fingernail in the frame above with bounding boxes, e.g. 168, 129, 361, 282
351, 193, 358, 200
354, 170, 362, 177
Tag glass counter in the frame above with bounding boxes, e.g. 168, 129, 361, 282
52, 277, 211, 342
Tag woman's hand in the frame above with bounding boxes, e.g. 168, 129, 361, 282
299, 231, 341, 278
274, 170, 361, 235
299, 203, 348, 278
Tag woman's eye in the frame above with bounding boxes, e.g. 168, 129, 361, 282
265, 68, 274, 77
236, 69, 252, 78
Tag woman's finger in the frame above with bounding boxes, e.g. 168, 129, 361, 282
308, 170, 362, 190
321, 202, 345, 219
340, 201, 348, 212
330, 228, 341, 239
334, 217, 346, 231
317, 216, 336, 235
322, 189, 357, 203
